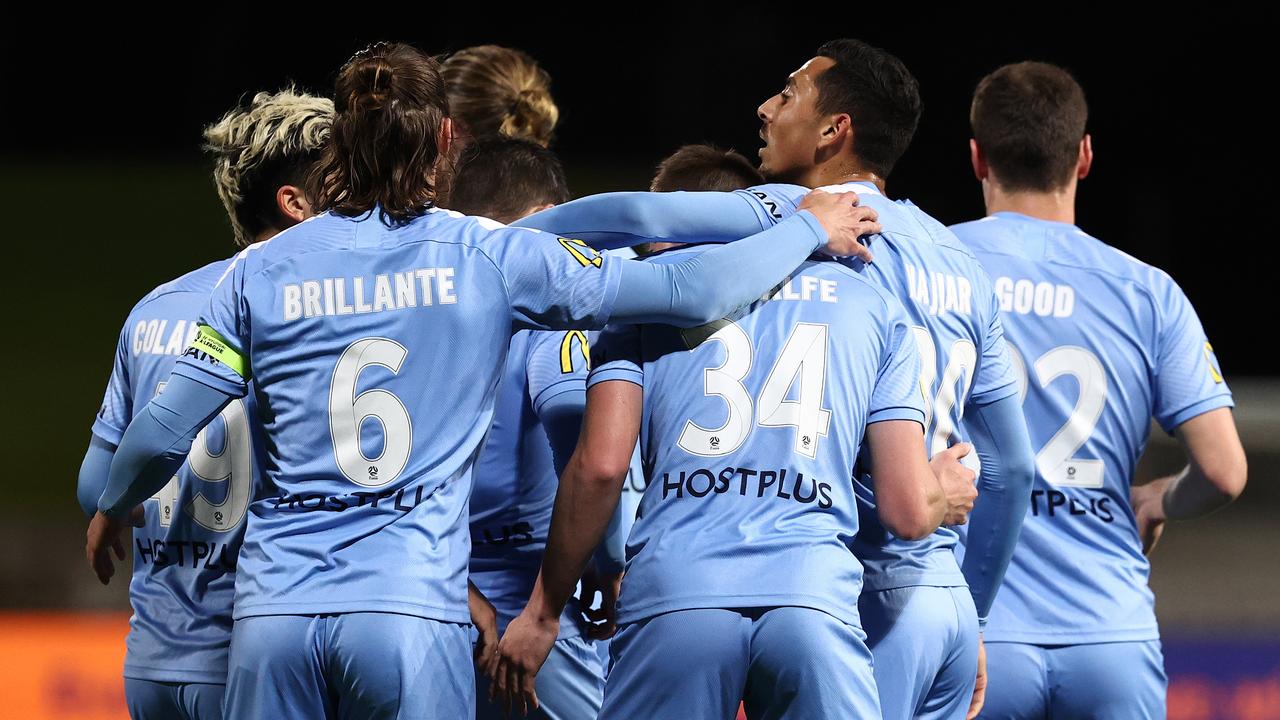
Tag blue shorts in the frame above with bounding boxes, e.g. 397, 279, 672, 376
475, 634, 605, 720
979, 640, 1165, 719
125, 679, 224, 720
224, 612, 473, 720
600, 607, 879, 720
860, 585, 979, 720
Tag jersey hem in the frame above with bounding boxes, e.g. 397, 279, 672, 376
232, 600, 469, 624
617, 593, 860, 627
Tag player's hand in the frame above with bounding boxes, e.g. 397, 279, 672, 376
469, 581, 501, 679
492, 610, 558, 717
967, 636, 988, 719
933, 443, 979, 526
581, 568, 623, 641
798, 189, 879, 263
85, 511, 132, 585
1131, 477, 1170, 555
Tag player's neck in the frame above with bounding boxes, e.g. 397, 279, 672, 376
984, 179, 1077, 225
801, 159, 886, 194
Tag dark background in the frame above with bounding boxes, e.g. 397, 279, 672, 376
0, 13, 1275, 623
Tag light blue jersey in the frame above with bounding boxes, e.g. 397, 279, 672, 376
92, 259, 266, 684
173, 208, 623, 623
590, 246, 926, 626
951, 212, 1233, 643
469, 328, 590, 635
739, 183, 1019, 595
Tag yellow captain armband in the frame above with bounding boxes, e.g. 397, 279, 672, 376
557, 237, 603, 268
560, 330, 591, 373
189, 324, 250, 378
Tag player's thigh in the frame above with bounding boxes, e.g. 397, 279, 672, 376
976, 642, 1048, 720
1047, 640, 1166, 720
330, 612, 473, 720
741, 606, 879, 720
600, 609, 749, 720
475, 635, 605, 720
224, 614, 330, 720
916, 587, 980, 720
125, 678, 182, 720
860, 585, 968, 720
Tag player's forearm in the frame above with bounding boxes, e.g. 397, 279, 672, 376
960, 394, 1036, 626
99, 375, 234, 518
1161, 464, 1243, 520
528, 451, 626, 622
77, 436, 116, 517
609, 211, 826, 327
513, 191, 766, 249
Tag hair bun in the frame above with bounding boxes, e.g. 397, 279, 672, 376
346, 48, 396, 112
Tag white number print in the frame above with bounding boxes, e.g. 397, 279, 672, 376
912, 327, 978, 459
149, 382, 252, 532
329, 338, 413, 487
1007, 344, 1107, 487
678, 321, 831, 458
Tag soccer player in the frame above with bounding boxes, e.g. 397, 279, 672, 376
510, 39, 1037, 719
75, 87, 333, 720
951, 61, 1247, 720
442, 44, 559, 152
449, 137, 618, 720
84, 42, 881, 720
496, 216, 950, 719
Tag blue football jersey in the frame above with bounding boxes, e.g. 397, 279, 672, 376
590, 246, 926, 626
469, 327, 590, 635
172, 208, 621, 622
92, 259, 268, 683
950, 212, 1233, 643
738, 183, 1019, 591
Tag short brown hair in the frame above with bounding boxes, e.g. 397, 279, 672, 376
441, 45, 558, 147
449, 137, 570, 223
310, 42, 449, 226
970, 61, 1088, 192
650, 144, 764, 192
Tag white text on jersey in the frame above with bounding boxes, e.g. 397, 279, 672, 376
993, 276, 1075, 318
134, 319, 199, 357
282, 268, 458, 321
904, 263, 972, 317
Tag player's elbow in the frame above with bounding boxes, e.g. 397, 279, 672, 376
1005, 444, 1037, 498
879, 492, 942, 541
1202, 449, 1248, 502
76, 482, 101, 518
574, 450, 632, 492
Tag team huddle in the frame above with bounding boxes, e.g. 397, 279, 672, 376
77, 38, 1247, 720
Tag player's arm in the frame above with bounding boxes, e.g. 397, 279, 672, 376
1132, 278, 1245, 553
866, 420, 946, 539
78, 320, 134, 517
513, 190, 769, 247
959, 393, 1035, 628
1132, 408, 1246, 552
86, 372, 239, 584
504, 190, 878, 334
865, 310, 945, 539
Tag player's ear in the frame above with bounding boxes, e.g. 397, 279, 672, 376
276, 185, 312, 225
818, 113, 852, 151
970, 139, 989, 181
1077, 134, 1093, 180
437, 117, 454, 159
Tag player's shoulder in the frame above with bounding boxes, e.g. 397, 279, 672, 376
130, 257, 236, 317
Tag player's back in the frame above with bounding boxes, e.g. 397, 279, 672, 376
741, 182, 1015, 589
469, 327, 589, 633
950, 211, 1232, 641
95, 259, 266, 683
203, 209, 572, 623
597, 245, 922, 627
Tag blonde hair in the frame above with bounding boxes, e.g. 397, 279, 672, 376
203, 87, 334, 245
441, 45, 558, 147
